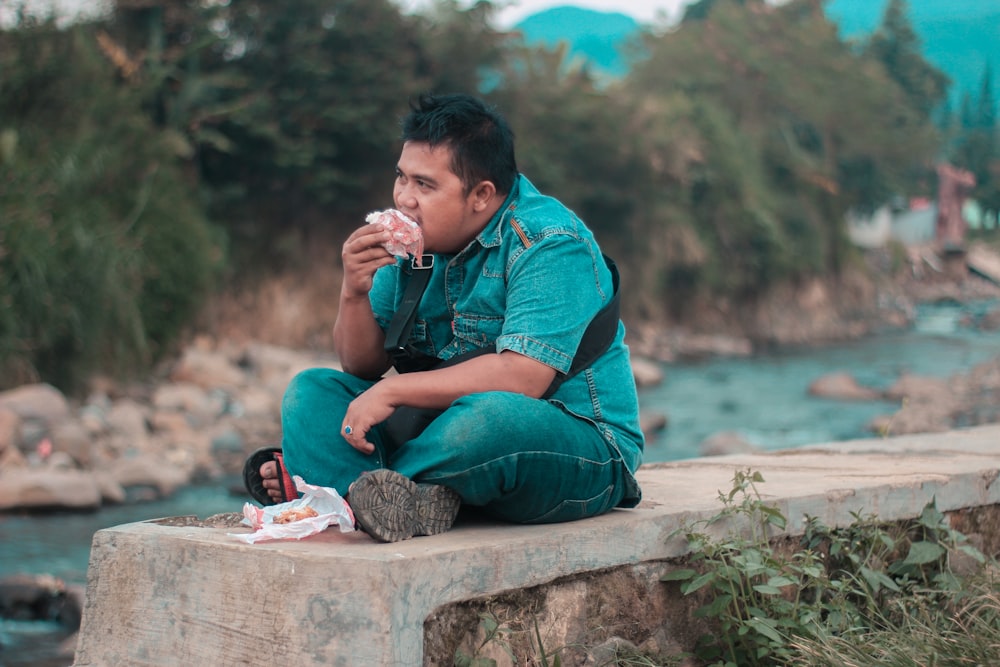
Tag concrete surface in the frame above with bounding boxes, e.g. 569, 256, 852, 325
73, 424, 1000, 666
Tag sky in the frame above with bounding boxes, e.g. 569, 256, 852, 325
400, 0, 697, 28
3, 0, 697, 30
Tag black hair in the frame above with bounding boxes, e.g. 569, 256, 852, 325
401, 93, 518, 196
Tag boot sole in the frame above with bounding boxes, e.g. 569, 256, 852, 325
348, 469, 460, 542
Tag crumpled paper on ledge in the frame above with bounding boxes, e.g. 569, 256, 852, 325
229, 476, 355, 544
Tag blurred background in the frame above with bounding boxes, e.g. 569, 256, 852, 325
2, 0, 998, 389
1, 0, 999, 663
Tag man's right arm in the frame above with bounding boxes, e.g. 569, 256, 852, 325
333, 223, 397, 379
333, 292, 391, 379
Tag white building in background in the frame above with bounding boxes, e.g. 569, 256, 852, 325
847, 200, 937, 248
890, 202, 938, 246
846, 198, 997, 249
845, 206, 893, 249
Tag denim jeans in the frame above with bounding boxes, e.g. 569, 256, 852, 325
280, 367, 634, 524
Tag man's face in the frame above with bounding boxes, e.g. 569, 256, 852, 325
393, 141, 484, 255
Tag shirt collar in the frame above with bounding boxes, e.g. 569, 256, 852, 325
475, 175, 522, 249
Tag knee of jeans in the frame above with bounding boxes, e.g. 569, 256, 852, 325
283, 368, 319, 407
282, 367, 346, 413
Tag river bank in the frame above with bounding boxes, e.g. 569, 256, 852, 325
3, 244, 1000, 515
2, 243, 1000, 665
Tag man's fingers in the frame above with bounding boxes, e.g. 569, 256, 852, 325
342, 422, 375, 455
350, 439, 376, 455
344, 225, 390, 255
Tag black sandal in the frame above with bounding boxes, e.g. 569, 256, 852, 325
242, 446, 296, 506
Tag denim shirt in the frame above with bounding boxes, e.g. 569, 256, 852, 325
370, 175, 644, 499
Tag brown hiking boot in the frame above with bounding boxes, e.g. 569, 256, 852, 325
348, 469, 461, 543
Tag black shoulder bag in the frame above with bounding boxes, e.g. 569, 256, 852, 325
380, 254, 621, 445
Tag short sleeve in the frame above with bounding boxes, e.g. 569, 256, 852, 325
369, 260, 402, 332
495, 236, 610, 374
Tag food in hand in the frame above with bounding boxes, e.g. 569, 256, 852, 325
275, 506, 319, 524
366, 209, 424, 265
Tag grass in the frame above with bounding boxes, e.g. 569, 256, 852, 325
458, 468, 998, 666
661, 469, 995, 666
787, 579, 1000, 666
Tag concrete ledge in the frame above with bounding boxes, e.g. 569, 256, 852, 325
74, 424, 1000, 666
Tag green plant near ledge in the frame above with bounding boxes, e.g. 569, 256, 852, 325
662, 468, 988, 667
455, 613, 564, 667
454, 612, 514, 667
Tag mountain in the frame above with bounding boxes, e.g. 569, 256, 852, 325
825, 0, 999, 104
511, 6, 641, 77
512, 1, 998, 103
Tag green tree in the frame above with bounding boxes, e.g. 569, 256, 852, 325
109, 0, 514, 268
864, 0, 950, 121
410, 0, 510, 95
623, 0, 940, 318
197, 0, 424, 232
0, 21, 221, 392
951, 64, 999, 222
680, 0, 760, 23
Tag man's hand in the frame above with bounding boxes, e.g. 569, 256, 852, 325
341, 223, 397, 300
341, 382, 397, 455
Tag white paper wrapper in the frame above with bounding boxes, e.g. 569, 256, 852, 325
229, 476, 355, 544
365, 209, 424, 264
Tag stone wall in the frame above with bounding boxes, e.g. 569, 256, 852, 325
423, 504, 1000, 665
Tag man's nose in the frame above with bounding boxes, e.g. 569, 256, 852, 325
395, 184, 418, 209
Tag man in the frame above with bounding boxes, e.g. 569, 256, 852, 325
246, 93, 643, 542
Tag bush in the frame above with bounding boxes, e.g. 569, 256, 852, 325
663, 469, 992, 667
0, 22, 223, 392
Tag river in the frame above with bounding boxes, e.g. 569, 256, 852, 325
2, 299, 999, 664
641, 299, 1000, 459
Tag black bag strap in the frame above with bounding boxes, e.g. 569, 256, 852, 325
384, 254, 621, 395
383, 255, 435, 372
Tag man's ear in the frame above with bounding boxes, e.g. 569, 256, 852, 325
471, 181, 497, 212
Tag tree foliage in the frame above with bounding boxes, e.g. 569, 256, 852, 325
0, 0, 970, 390
623, 0, 941, 310
102, 0, 514, 263
950, 65, 1000, 221
0, 21, 222, 391
864, 0, 950, 121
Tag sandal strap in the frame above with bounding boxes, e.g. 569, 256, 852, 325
273, 451, 297, 503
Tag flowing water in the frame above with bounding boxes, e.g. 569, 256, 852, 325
641, 299, 1000, 460
2, 299, 999, 664
0, 484, 242, 666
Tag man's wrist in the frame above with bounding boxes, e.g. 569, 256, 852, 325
339, 289, 371, 307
